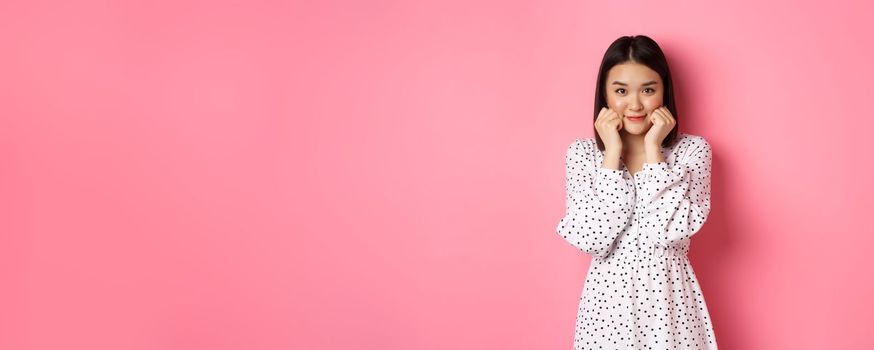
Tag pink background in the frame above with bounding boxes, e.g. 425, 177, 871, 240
3, 0, 873, 349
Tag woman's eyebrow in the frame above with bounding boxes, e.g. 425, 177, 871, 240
611, 80, 658, 86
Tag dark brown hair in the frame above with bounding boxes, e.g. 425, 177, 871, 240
593, 35, 679, 151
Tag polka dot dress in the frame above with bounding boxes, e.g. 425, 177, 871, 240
556, 132, 718, 349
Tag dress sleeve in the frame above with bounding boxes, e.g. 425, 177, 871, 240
635, 136, 713, 249
556, 139, 634, 258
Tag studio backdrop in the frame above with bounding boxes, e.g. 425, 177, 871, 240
2, 0, 873, 349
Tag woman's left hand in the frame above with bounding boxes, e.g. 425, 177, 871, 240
644, 106, 675, 147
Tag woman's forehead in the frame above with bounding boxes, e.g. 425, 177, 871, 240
607, 63, 661, 84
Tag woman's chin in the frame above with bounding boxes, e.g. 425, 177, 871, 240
621, 127, 649, 136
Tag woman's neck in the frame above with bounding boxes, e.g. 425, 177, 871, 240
620, 130, 646, 157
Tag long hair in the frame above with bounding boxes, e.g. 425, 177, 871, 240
593, 35, 679, 151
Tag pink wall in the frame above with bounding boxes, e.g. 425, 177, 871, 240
3, 0, 873, 349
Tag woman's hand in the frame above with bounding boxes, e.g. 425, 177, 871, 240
644, 106, 675, 147
595, 107, 624, 152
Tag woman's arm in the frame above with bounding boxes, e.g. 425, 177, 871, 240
556, 139, 634, 258
635, 136, 713, 249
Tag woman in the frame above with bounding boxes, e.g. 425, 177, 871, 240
556, 35, 718, 349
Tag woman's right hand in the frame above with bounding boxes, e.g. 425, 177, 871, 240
595, 107, 623, 152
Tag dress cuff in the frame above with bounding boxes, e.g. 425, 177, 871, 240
641, 161, 669, 173
595, 166, 625, 179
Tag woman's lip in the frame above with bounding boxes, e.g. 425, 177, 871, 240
626, 115, 645, 119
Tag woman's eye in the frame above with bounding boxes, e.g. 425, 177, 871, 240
615, 88, 655, 94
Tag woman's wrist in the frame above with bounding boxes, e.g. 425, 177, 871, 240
644, 143, 664, 164
601, 149, 623, 170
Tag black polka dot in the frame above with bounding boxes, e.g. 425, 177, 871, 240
556, 132, 717, 348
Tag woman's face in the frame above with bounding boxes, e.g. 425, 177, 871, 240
604, 62, 664, 136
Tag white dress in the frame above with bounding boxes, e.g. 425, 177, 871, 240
556, 132, 718, 349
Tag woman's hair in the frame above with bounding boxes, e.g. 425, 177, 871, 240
593, 35, 679, 151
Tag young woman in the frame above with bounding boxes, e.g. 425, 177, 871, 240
556, 35, 718, 349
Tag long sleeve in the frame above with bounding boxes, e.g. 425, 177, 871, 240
556, 139, 634, 258
635, 136, 712, 249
